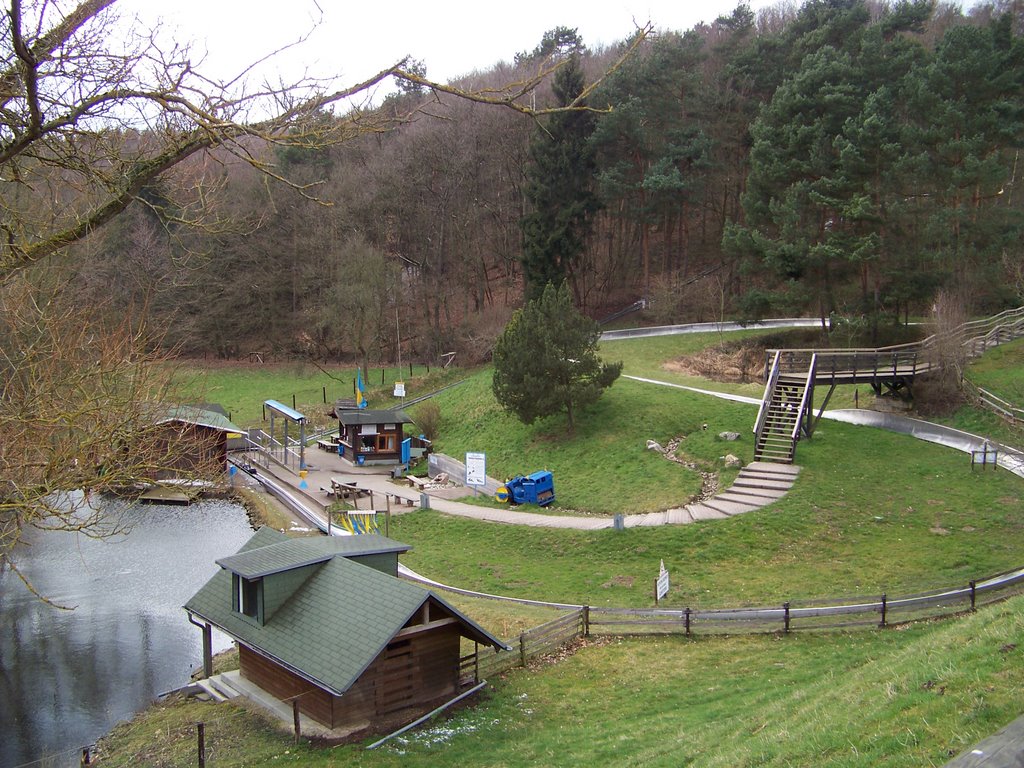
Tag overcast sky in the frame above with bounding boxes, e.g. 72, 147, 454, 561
120, 0, 783, 91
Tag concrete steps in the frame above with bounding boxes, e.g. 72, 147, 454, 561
624, 461, 801, 529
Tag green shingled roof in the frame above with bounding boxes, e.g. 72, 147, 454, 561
185, 529, 506, 696
159, 404, 244, 433
336, 409, 413, 425
217, 534, 411, 579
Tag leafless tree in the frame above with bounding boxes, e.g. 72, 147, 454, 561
0, 0, 648, 581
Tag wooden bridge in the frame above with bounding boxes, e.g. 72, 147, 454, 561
754, 307, 1024, 464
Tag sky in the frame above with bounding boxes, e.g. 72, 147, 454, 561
119, 0, 783, 94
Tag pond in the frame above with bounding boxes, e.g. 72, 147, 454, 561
0, 495, 256, 768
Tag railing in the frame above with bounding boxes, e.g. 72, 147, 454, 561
454, 563, 1024, 682
753, 351, 781, 438
461, 610, 588, 686
962, 379, 1024, 426
765, 306, 1024, 382
791, 354, 817, 444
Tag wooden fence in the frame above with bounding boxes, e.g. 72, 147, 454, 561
458, 564, 1024, 684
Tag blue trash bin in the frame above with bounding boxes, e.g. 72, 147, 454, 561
337, 444, 344, 457
357, 454, 365, 466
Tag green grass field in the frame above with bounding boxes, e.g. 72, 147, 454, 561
96, 594, 1024, 767
116, 328, 1024, 767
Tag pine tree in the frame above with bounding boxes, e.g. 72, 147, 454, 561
521, 53, 600, 301
492, 283, 622, 433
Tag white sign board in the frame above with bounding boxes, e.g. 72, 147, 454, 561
656, 559, 670, 602
465, 452, 487, 487
394, 381, 405, 397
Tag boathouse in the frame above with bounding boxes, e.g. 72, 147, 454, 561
153, 404, 243, 478
184, 527, 508, 733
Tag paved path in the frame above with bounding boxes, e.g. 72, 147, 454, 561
253, 448, 800, 531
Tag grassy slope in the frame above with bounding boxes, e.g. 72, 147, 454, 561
97, 595, 1024, 767
97, 331, 1024, 766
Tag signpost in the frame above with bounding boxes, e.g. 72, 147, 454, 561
465, 452, 486, 494
655, 559, 670, 604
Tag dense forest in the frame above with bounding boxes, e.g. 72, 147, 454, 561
63, 0, 1024, 363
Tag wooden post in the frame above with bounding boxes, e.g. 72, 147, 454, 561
293, 699, 302, 742
879, 594, 888, 628
81, 747, 91, 766
386, 495, 391, 538
196, 723, 206, 768
685, 607, 691, 636
583, 606, 590, 637
202, 623, 213, 679
519, 633, 527, 668
323, 386, 326, 403
970, 580, 977, 612
783, 602, 791, 634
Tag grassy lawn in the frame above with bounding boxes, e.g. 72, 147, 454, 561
173, 361, 454, 427
94, 329, 1024, 766
95, 595, 1024, 767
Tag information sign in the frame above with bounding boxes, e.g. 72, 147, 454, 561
655, 559, 670, 603
465, 452, 487, 487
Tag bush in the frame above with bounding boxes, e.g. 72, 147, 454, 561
413, 401, 442, 440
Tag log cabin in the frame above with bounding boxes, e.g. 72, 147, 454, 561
184, 527, 508, 733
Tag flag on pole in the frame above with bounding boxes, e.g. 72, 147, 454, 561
356, 368, 367, 409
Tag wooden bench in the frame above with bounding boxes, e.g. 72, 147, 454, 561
406, 475, 431, 491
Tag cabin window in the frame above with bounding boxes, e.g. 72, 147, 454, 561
376, 434, 396, 452
233, 574, 261, 620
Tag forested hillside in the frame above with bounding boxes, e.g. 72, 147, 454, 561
59, 1, 1024, 362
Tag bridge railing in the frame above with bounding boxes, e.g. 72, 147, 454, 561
765, 306, 1024, 382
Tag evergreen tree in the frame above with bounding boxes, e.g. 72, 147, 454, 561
492, 283, 622, 433
521, 52, 600, 301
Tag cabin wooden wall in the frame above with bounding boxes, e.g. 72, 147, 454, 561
239, 645, 335, 727
240, 626, 463, 731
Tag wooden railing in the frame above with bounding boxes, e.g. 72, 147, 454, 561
456, 563, 1024, 681
963, 379, 1024, 426
765, 306, 1024, 383
753, 351, 781, 439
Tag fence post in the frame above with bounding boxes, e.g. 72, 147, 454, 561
81, 746, 91, 766
519, 633, 527, 668
196, 723, 206, 768
783, 602, 791, 634
323, 386, 326, 404
879, 594, 887, 628
970, 580, 977, 612
583, 605, 590, 637
293, 699, 302, 743
684, 607, 691, 637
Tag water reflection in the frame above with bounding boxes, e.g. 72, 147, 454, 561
0, 496, 255, 768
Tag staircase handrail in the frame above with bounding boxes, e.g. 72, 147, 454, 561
791, 354, 817, 444
754, 351, 781, 438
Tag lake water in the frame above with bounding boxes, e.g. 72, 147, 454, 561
0, 496, 256, 768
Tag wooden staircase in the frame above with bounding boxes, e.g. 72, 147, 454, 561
753, 353, 814, 464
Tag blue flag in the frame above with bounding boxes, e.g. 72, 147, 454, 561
356, 368, 367, 409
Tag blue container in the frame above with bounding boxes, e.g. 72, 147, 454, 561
337, 444, 344, 457
357, 454, 365, 466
